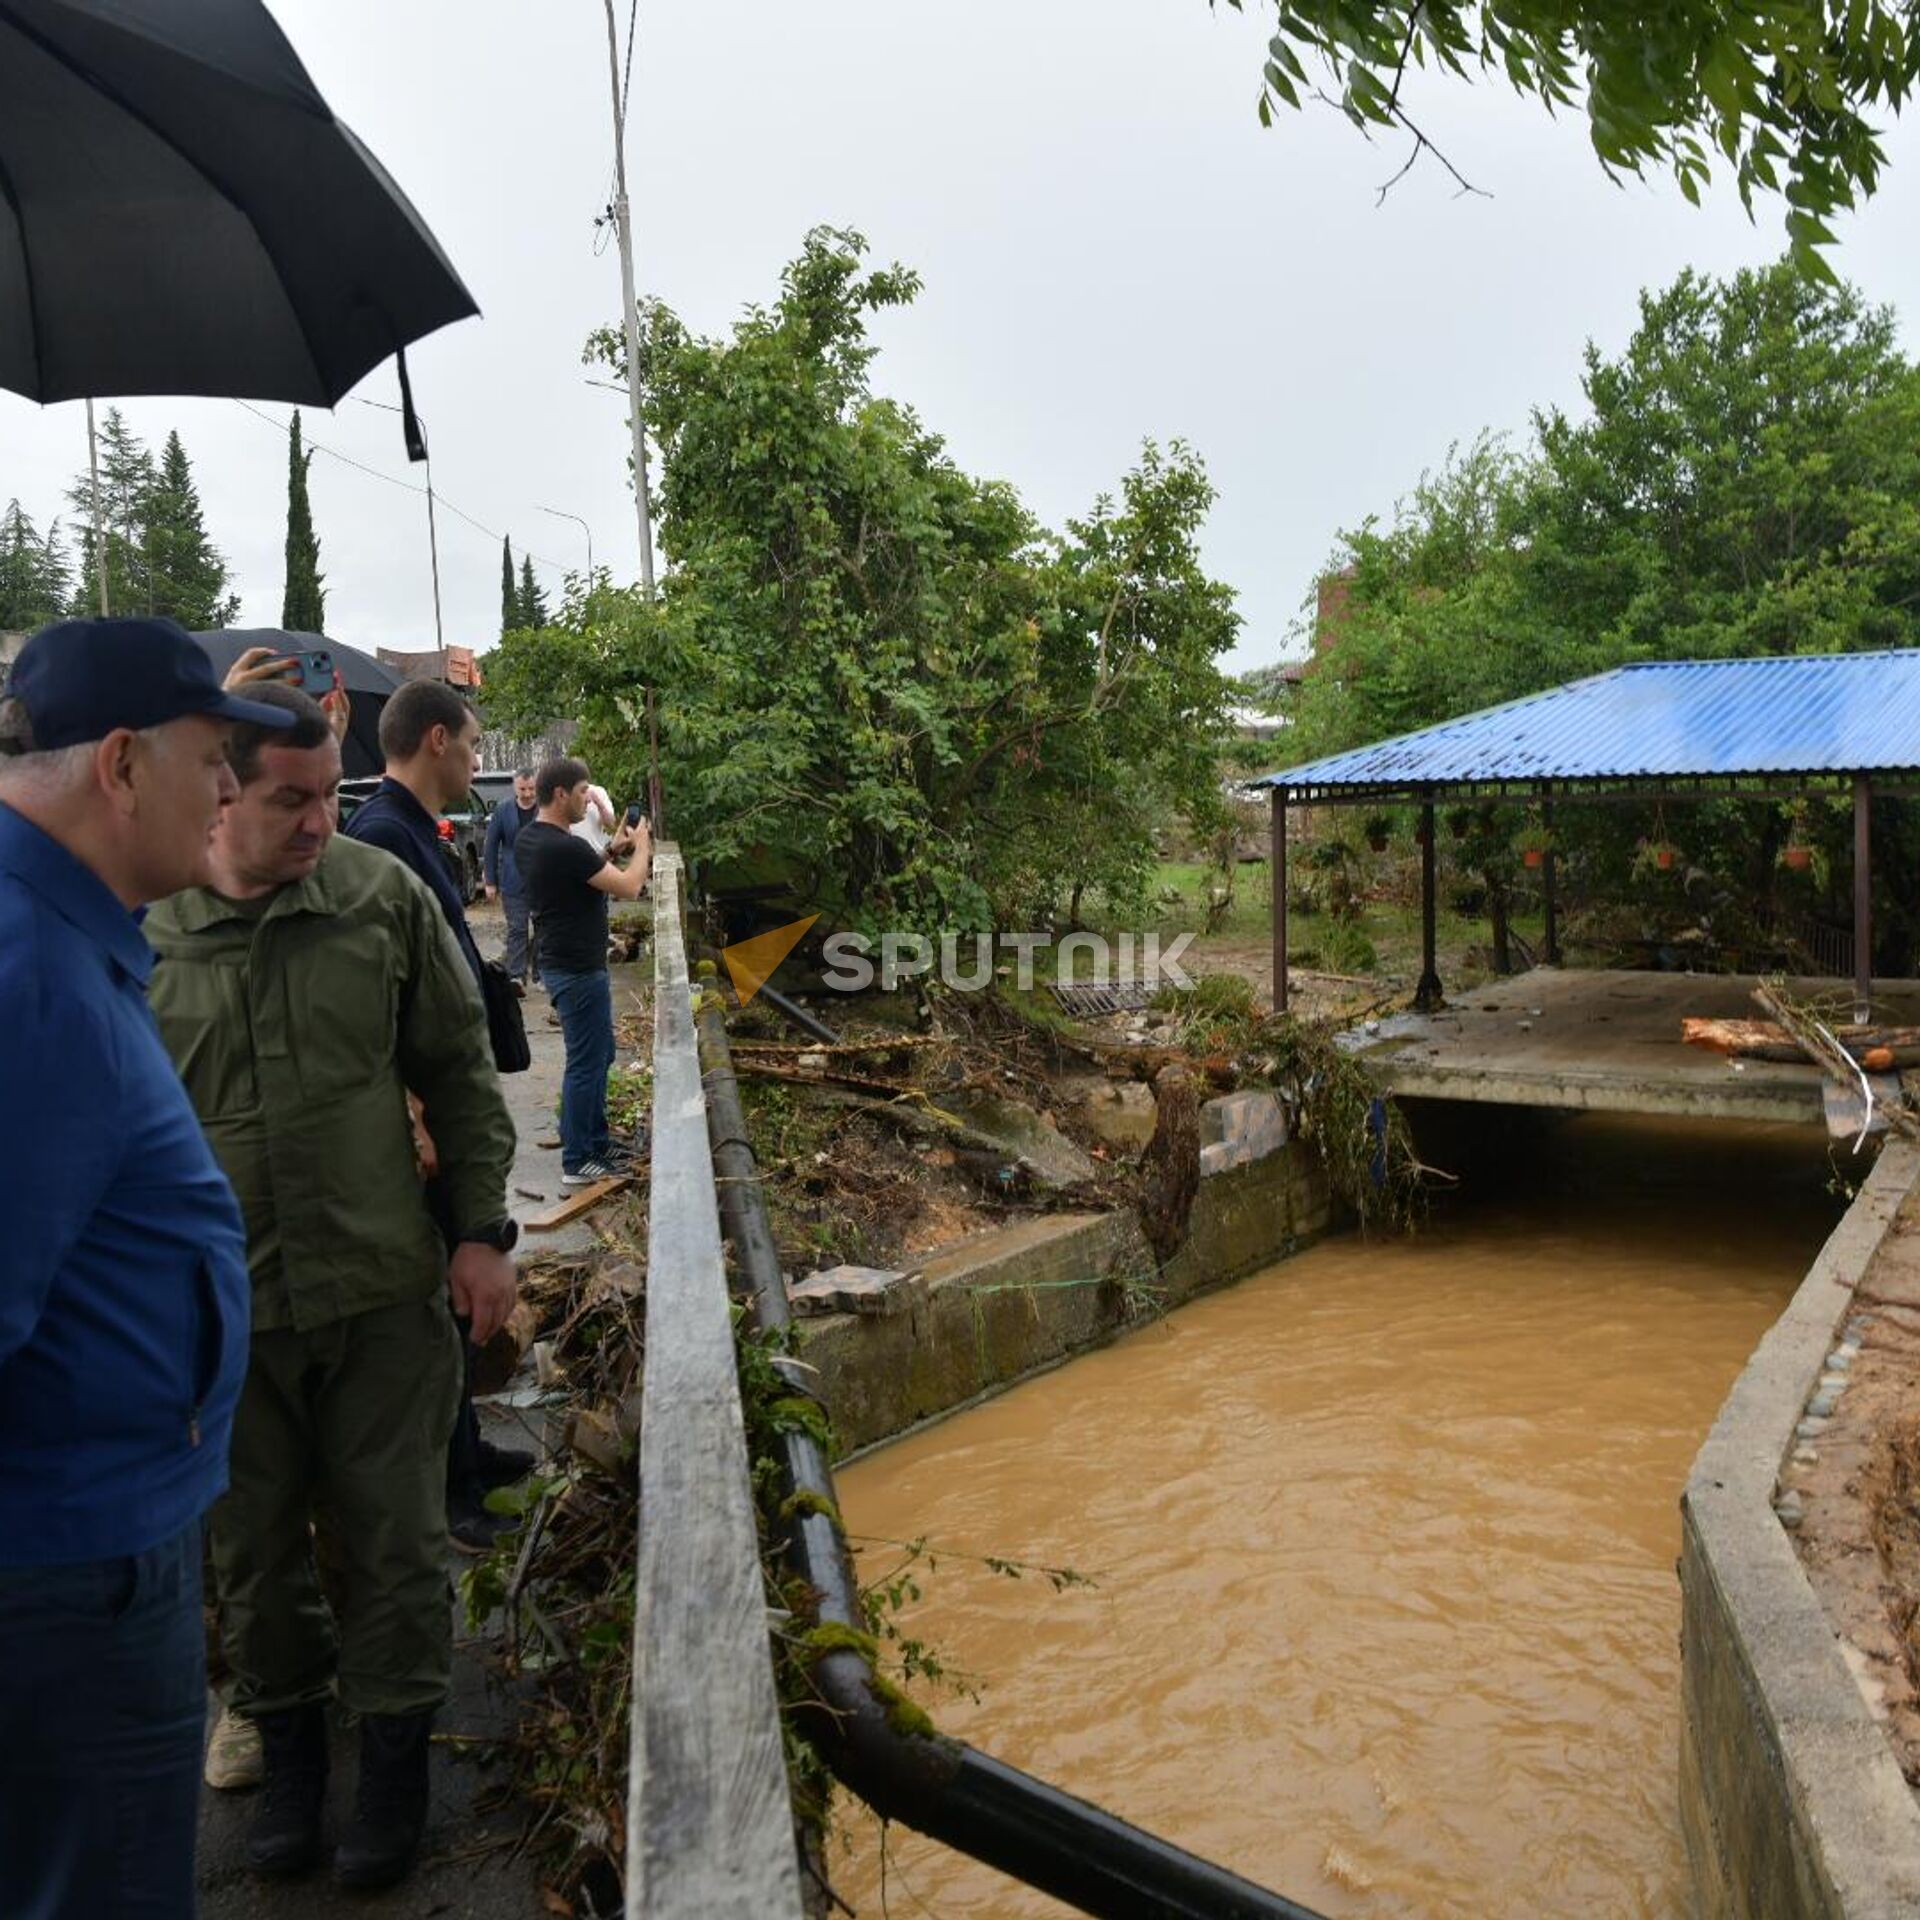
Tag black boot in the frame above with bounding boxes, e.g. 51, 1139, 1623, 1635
333, 1710, 434, 1890
245, 1703, 329, 1877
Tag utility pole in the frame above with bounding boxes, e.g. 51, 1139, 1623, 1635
423, 428, 445, 652
86, 398, 109, 616
600, 0, 656, 599
600, 0, 664, 831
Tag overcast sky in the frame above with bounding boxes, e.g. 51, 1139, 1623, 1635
8, 1, 1920, 672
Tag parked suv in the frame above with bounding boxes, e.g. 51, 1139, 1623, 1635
336, 778, 491, 905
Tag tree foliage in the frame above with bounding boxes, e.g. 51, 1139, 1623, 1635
501, 536, 518, 637
485, 228, 1239, 932
0, 501, 70, 632
63, 410, 237, 626
1231, 0, 1920, 267
1289, 256, 1920, 964
149, 432, 239, 629
282, 411, 326, 633
517, 553, 551, 633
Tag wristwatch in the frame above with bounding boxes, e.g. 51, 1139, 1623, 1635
462, 1219, 521, 1255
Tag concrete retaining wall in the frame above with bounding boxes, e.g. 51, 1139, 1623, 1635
1680, 1139, 1920, 1919
801, 1092, 1332, 1454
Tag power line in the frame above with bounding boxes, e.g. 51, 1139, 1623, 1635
228, 399, 573, 577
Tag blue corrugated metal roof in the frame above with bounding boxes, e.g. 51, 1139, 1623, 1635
1254, 652, 1920, 795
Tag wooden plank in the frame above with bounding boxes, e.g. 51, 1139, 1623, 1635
522, 1174, 629, 1231
628, 848, 804, 1920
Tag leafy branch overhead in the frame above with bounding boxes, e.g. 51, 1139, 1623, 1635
1228, 0, 1920, 264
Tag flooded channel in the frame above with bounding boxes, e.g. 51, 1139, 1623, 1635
831, 1113, 1845, 1919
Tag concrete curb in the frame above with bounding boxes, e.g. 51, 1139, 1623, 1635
1681, 1139, 1920, 1919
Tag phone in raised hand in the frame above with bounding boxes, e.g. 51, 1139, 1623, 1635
283, 648, 334, 694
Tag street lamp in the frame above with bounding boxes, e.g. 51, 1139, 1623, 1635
352, 395, 444, 650
536, 504, 594, 582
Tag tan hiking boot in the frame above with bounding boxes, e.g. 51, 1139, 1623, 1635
204, 1703, 265, 1791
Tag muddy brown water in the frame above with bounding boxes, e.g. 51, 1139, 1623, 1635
830, 1113, 1846, 1919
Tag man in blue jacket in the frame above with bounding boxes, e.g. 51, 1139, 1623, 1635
482, 766, 538, 985
0, 617, 294, 1920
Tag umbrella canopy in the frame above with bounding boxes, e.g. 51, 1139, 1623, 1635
194, 628, 401, 778
0, 0, 477, 405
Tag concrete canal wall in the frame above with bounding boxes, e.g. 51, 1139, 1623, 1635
1680, 1138, 1920, 1919
798, 1090, 1332, 1454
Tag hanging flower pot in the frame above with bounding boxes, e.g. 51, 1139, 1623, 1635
1782, 844, 1813, 872
1633, 837, 1681, 879
1447, 807, 1471, 841
1363, 813, 1391, 854
1514, 822, 1553, 870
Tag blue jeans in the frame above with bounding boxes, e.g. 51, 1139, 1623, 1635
0, 1518, 206, 1919
502, 887, 535, 983
546, 966, 615, 1173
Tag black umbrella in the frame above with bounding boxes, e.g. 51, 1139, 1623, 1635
194, 628, 401, 779
0, 0, 476, 413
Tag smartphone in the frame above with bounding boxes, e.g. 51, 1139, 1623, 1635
283, 648, 334, 694
624, 803, 645, 828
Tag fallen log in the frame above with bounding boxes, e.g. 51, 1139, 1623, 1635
1750, 980, 1920, 1142
1682, 1015, 1920, 1067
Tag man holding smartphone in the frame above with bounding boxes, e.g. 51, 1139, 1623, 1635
515, 758, 650, 1186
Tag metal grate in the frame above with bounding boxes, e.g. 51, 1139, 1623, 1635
1051, 980, 1155, 1017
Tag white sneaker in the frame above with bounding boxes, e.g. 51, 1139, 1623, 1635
561, 1161, 616, 1187
204, 1703, 263, 1790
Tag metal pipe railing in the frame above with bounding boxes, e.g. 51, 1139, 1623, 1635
695, 985, 1327, 1920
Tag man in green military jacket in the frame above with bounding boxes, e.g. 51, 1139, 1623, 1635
146, 684, 518, 1893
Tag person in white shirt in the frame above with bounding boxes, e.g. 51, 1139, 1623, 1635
568, 779, 615, 854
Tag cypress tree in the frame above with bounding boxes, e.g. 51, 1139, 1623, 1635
501, 536, 517, 635
517, 553, 550, 630
282, 410, 326, 631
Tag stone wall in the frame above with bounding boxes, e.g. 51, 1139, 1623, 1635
1680, 1139, 1920, 1918
800, 1091, 1333, 1454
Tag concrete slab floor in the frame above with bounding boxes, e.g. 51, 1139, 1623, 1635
197, 944, 652, 1918
1345, 968, 1920, 1124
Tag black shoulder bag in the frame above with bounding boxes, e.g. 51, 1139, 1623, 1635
480, 960, 531, 1074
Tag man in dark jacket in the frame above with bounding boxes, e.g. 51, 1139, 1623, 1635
344, 680, 531, 1552
482, 767, 538, 984
0, 617, 294, 1920
148, 684, 517, 1894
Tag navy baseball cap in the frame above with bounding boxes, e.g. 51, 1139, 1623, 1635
6, 617, 299, 749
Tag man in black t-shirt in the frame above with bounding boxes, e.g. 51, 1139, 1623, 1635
516, 757, 651, 1185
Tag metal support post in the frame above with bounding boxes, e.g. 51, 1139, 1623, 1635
1414, 797, 1442, 1011
1271, 788, 1288, 1015
1542, 795, 1560, 965
1854, 775, 1872, 1024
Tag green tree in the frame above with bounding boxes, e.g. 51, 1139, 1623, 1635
1235, 0, 1920, 267
501, 536, 518, 636
517, 553, 550, 632
282, 410, 325, 632
0, 501, 69, 632
66, 407, 155, 617
1288, 256, 1920, 968
489, 228, 1237, 932
147, 431, 239, 628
